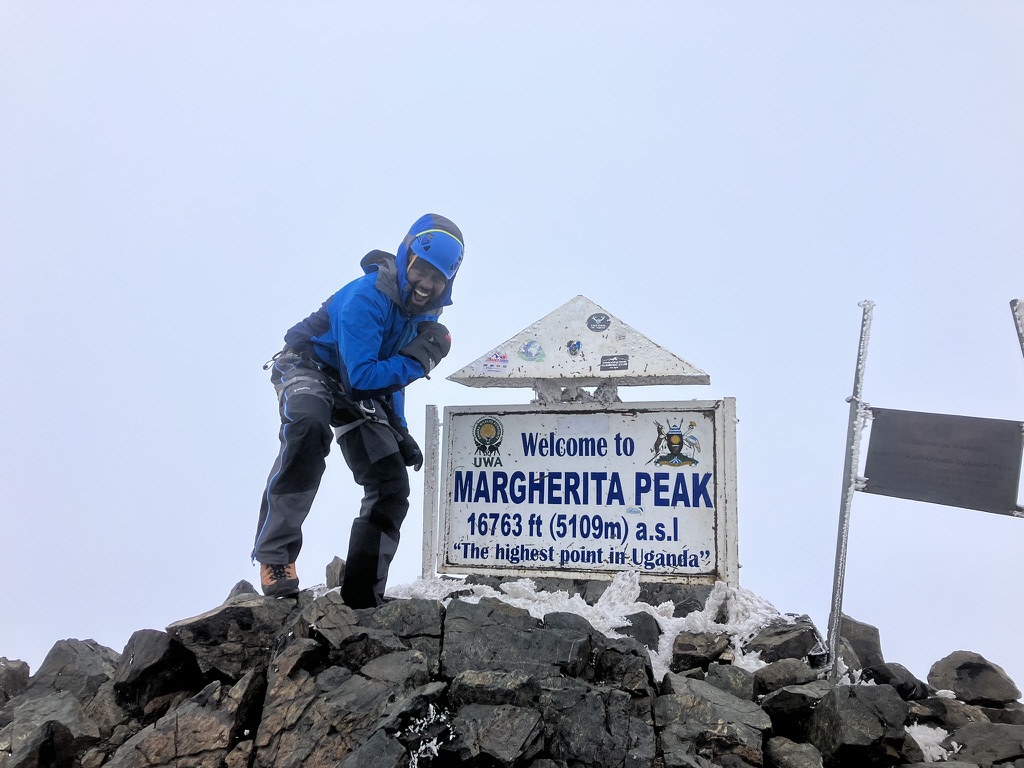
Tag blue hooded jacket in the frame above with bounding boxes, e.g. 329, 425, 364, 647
282, 214, 463, 426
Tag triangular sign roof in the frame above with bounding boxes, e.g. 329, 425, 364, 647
447, 295, 710, 388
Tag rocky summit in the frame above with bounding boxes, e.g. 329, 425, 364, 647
1, 566, 1022, 768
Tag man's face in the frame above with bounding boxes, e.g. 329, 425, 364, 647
406, 257, 447, 310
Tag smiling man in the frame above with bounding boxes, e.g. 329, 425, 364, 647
251, 214, 464, 605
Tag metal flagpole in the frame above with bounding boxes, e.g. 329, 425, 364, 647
1011, 300, 1024, 362
826, 300, 875, 682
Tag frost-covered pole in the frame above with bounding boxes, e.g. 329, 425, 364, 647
826, 300, 874, 682
1011, 300, 1024, 362
421, 405, 442, 579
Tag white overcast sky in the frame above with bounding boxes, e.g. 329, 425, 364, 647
2, 3, 1022, 690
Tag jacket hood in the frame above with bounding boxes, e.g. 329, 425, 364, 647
359, 249, 446, 316
395, 213, 464, 308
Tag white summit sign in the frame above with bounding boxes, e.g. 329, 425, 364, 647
422, 295, 739, 586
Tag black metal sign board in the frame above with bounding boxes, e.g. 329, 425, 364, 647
864, 407, 1024, 516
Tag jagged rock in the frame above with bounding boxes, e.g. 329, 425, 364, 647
807, 683, 909, 765
656, 676, 772, 764
669, 631, 730, 672
705, 662, 755, 701
594, 636, 656, 696
839, 614, 884, 667
0, 660, 29, 706
0, 718, 75, 768
0, 690, 99, 766
984, 700, 1024, 725
620, 610, 662, 650
764, 735, 824, 768
6, 574, 1024, 768
356, 598, 445, 675
640, 583, 712, 616
745, 618, 820, 664
254, 657, 368, 765
167, 595, 296, 681
863, 661, 930, 701
112, 629, 205, 716
441, 599, 593, 679
928, 650, 1022, 705
443, 703, 544, 766
326, 556, 345, 590
337, 729, 405, 768
449, 669, 540, 708
224, 580, 258, 602
907, 694, 990, 730
761, 680, 833, 743
943, 722, 1024, 765
105, 674, 260, 768
538, 680, 655, 768
754, 657, 818, 695
82, 680, 130, 740
27, 639, 119, 704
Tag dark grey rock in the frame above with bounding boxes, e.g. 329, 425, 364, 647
450, 669, 539, 709
984, 700, 1024, 725
619, 611, 662, 650
27, 639, 119, 704
761, 680, 833, 743
669, 631, 730, 672
0, 659, 29, 706
0, 717, 75, 768
360, 650, 428, 688
944, 722, 1024, 765
754, 657, 818, 695
764, 735, 824, 768
445, 703, 544, 766
705, 662, 755, 701
81, 680, 130, 740
928, 650, 1022, 705
166, 594, 296, 681
839, 614, 884, 667
338, 728, 406, 768
326, 556, 345, 590
105, 678, 252, 768
541, 684, 655, 768
224, 580, 258, 602
907, 694, 990, 730
8, 562, 1024, 768
641, 583, 712, 617
656, 676, 771, 765
863, 661, 930, 701
807, 684, 909, 765
594, 636, 656, 697
744, 618, 821, 664
441, 598, 592, 679
252, 638, 394, 768
0, 689, 100, 761
112, 629, 204, 716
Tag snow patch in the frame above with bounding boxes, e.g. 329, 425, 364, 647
390, 571, 788, 681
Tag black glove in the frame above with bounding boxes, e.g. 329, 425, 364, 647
399, 321, 451, 375
397, 428, 423, 471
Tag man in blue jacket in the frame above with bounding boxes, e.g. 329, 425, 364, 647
252, 214, 464, 606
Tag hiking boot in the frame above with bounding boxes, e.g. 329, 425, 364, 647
260, 562, 299, 597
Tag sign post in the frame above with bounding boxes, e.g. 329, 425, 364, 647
826, 299, 1024, 680
1012, 299, 1024, 362
826, 300, 874, 681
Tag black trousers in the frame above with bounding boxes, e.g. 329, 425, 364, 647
251, 351, 409, 608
